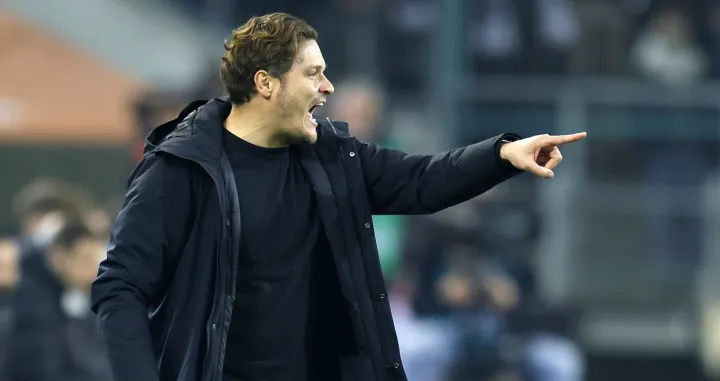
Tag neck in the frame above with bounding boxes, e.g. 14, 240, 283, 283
225, 102, 285, 148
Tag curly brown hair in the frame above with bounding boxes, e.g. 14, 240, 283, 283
220, 13, 319, 106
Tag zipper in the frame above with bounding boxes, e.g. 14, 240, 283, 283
212, 153, 241, 379
156, 147, 228, 381
325, 118, 391, 370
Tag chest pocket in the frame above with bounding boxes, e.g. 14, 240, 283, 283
318, 138, 370, 218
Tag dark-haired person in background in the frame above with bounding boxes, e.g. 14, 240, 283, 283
91, 12, 586, 381
7, 223, 111, 381
10, 178, 92, 254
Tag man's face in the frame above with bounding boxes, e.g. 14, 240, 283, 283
271, 40, 334, 145
50, 238, 104, 290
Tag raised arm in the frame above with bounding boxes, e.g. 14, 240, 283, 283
358, 134, 522, 215
358, 131, 587, 215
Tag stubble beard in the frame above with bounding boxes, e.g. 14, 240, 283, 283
275, 87, 316, 146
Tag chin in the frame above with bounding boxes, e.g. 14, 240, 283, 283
302, 129, 318, 144
285, 128, 317, 145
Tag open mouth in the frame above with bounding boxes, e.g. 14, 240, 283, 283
307, 102, 324, 126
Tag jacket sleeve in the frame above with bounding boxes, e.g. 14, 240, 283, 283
90, 153, 194, 381
358, 134, 523, 215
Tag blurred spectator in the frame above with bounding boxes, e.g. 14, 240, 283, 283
440, 247, 523, 381
328, 76, 386, 142
380, 0, 437, 90
397, 188, 583, 381
11, 178, 92, 249
6, 223, 112, 381
631, 6, 707, 85
568, 0, 631, 75
0, 239, 19, 297
535, 0, 579, 52
532, 0, 580, 74
0, 238, 19, 379
396, 199, 521, 381
9, 179, 104, 319
470, 0, 524, 73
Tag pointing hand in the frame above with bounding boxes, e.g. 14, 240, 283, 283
499, 132, 587, 178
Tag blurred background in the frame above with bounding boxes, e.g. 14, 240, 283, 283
2, 0, 720, 380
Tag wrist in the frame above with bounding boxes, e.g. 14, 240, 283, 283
499, 140, 512, 161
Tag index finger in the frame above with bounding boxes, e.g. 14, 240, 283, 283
545, 132, 587, 146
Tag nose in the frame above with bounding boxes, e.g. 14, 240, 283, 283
320, 77, 334, 95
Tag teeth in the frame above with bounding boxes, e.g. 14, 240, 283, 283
309, 103, 323, 114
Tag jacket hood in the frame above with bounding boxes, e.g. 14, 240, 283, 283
143, 97, 232, 165
144, 99, 211, 153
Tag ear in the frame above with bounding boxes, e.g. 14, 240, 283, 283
254, 70, 274, 99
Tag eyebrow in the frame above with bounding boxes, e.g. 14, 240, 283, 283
309, 64, 327, 72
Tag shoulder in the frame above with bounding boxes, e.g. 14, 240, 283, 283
132, 153, 190, 183
127, 153, 209, 200
138, 148, 212, 179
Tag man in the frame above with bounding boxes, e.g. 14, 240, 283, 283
8, 223, 112, 381
91, 12, 586, 381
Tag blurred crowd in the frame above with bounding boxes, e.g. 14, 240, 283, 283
0, 180, 114, 380
167, 0, 720, 86
3, 0, 720, 380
